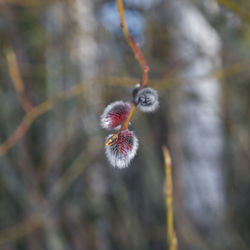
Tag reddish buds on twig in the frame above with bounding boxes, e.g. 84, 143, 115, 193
100, 85, 159, 168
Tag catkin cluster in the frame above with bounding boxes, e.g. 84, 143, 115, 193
100, 86, 159, 168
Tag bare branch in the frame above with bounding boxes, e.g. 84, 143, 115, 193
162, 146, 178, 250
4, 46, 33, 113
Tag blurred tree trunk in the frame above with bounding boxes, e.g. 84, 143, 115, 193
44, 3, 71, 250
166, 0, 225, 245
69, 1, 108, 250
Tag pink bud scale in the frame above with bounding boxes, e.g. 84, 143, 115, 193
100, 101, 132, 130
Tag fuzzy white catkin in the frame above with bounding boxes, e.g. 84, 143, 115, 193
105, 131, 139, 168
100, 101, 131, 130
134, 87, 159, 112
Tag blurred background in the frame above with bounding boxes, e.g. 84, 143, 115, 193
0, 0, 250, 249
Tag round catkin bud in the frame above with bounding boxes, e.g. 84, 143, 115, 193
105, 130, 139, 168
134, 87, 159, 112
100, 101, 132, 130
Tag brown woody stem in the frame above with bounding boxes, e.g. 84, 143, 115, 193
162, 146, 178, 250
116, 0, 149, 87
105, 0, 149, 147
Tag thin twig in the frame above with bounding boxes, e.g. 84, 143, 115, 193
0, 215, 44, 245
0, 84, 84, 156
47, 149, 91, 205
162, 146, 178, 250
4, 46, 33, 113
105, 0, 150, 146
116, 0, 149, 87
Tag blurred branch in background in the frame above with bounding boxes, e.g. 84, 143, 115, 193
0, 135, 100, 246
0, 215, 44, 246
47, 134, 101, 207
4, 46, 33, 113
217, 0, 250, 21
0, 83, 84, 156
162, 146, 178, 250
0, 0, 56, 6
